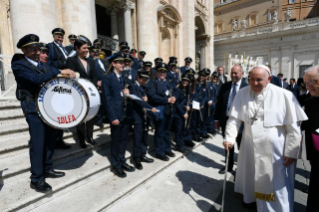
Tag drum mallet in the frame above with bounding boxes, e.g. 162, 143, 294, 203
221, 144, 233, 212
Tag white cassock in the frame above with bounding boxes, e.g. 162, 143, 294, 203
225, 83, 308, 212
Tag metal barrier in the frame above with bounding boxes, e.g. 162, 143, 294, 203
0, 54, 16, 100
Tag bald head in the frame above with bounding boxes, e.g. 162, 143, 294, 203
230, 64, 243, 83
250, 67, 272, 94
304, 65, 319, 96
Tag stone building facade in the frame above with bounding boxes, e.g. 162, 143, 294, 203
214, 0, 319, 80
0, 0, 215, 93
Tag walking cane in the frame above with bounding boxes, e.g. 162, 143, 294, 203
221, 145, 232, 212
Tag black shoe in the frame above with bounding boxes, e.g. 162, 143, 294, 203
79, 141, 87, 149
140, 156, 154, 163
133, 161, 143, 170
218, 166, 233, 174
175, 148, 187, 154
200, 134, 210, 139
30, 180, 52, 193
122, 163, 135, 172
208, 130, 217, 136
87, 137, 97, 146
192, 136, 202, 142
156, 154, 170, 161
165, 151, 175, 157
112, 168, 127, 178
55, 139, 71, 149
184, 140, 195, 147
45, 170, 65, 178
242, 201, 257, 210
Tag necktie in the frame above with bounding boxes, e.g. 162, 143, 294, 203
119, 76, 124, 88
226, 83, 238, 115
37, 62, 43, 70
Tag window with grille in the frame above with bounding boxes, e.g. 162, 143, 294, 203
299, 65, 312, 78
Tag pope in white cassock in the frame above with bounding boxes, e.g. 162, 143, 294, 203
223, 65, 308, 212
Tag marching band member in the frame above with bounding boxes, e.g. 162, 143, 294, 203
101, 52, 135, 178
180, 57, 193, 75
197, 69, 210, 139
142, 61, 156, 79
167, 59, 179, 86
153, 57, 163, 76
130, 49, 137, 58
123, 54, 138, 81
138, 51, 146, 67
12, 34, 76, 192
147, 63, 178, 161
127, 70, 157, 169
47, 28, 71, 149
66, 39, 98, 149
65, 34, 77, 54
203, 68, 218, 136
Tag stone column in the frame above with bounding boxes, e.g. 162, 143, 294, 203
137, 0, 158, 61
208, 0, 215, 70
200, 41, 207, 69
123, 5, 133, 47
10, 0, 58, 52
61, 0, 97, 45
108, 9, 119, 40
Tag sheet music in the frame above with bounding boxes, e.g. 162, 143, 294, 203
125, 94, 143, 101
192, 100, 200, 110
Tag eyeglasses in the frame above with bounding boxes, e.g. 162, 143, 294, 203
304, 79, 318, 86
28, 48, 41, 53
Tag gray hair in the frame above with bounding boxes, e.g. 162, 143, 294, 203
305, 65, 319, 75
231, 64, 243, 72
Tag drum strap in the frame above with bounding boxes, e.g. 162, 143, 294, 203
52, 42, 67, 69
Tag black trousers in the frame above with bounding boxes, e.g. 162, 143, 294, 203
76, 119, 95, 143
307, 157, 319, 212
221, 118, 242, 170
26, 113, 57, 182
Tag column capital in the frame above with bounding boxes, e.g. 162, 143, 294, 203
106, 7, 120, 16
200, 41, 207, 47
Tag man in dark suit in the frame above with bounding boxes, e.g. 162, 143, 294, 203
128, 70, 157, 170
277, 73, 288, 88
12, 34, 76, 192
265, 64, 282, 87
287, 78, 301, 99
47, 28, 71, 149
217, 66, 227, 85
65, 34, 76, 54
301, 66, 319, 212
180, 57, 192, 75
66, 40, 98, 149
214, 64, 248, 174
101, 52, 135, 178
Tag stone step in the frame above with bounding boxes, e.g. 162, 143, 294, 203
0, 100, 20, 110
0, 108, 24, 120
0, 125, 109, 154
1, 134, 207, 212
0, 128, 112, 185
0, 117, 28, 136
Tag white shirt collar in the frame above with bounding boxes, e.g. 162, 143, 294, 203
233, 78, 242, 86
157, 77, 166, 82
25, 56, 38, 66
115, 71, 121, 79
54, 41, 63, 47
135, 81, 140, 87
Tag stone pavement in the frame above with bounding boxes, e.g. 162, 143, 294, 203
105, 133, 309, 212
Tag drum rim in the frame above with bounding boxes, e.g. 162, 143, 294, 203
35, 77, 90, 130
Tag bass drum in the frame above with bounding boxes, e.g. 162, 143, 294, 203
36, 77, 101, 129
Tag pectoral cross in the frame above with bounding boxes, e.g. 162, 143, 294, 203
250, 115, 258, 125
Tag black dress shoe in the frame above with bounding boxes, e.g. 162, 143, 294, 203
45, 170, 66, 178
30, 180, 52, 193
175, 148, 187, 154
87, 137, 97, 146
200, 134, 210, 139
242, 201, 257, 209
218, 166, 233, 174
79, 141, 87, 149
112, 168, 127, 178
156, 154, 170, 161
193, 136, 202, 142
140, 156, 154, 163
184, 140, 195, 147
55, 139, 71, 149
122, 163, 135, 172
165, 151, 175, 157
133, 161, 143, 170
208, 130, 217, 136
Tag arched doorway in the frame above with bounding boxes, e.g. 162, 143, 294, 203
195, 16, 209, 71
157, 5, 182, 62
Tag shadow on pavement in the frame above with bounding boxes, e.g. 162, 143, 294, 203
185, 151, 224, 169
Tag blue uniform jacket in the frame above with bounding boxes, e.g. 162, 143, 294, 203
121, 68, 138, 83
147, 79, 179, 116
92, 58, 108, 81
194, 83, 207, 107
47, 42, 68, 69
270, 75, 282, 87
132, 57, 142, 70
166, 70, 179, 86
174, 87, 189, 119
101, 72, 125, 122
65, 45, 73, 54
128, 81, 153, 124
12, 59, 60, 114
206, 82, 217, 103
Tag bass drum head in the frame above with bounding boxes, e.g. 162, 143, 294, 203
36, 77, 89, 129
